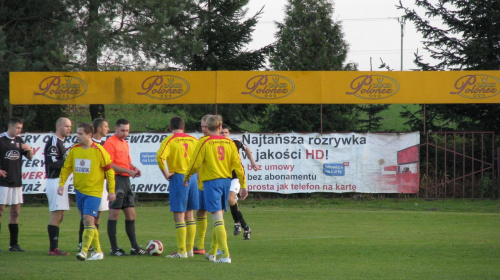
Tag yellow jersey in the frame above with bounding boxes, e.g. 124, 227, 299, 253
186, 135, 246, 189
59, 142, 115, 197
156, 133, 198, 174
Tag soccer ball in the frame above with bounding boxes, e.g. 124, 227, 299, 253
146, 240, 163, 256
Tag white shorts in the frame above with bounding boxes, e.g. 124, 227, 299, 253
46, 178, 69, 211
0, 186, 23, 205
230, 179, 240, 202
98, 182, 109, 212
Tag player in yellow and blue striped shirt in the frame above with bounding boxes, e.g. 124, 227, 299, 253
184, 115, 247, 264
156, 116, 198, 258
59, 123, 115, 261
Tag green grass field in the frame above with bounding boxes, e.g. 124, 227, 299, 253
1, 199, 499, 280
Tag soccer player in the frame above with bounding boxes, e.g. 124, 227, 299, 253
221, 124, 260, 240
184, 115, 248, 264
77, 117, 110, 251
192, 115, 211, 255
103, 118, 146, 256
58, 122, 116, 261
156, 116, 198, 258
45, 117, 72, 256
0, 118, 33, 252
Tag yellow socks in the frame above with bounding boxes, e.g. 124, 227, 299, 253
175, 222, 187, 254
196, 216, 207, 250
186, 220, 196, 252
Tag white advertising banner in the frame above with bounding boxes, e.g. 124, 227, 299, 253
19, 132, 420, 194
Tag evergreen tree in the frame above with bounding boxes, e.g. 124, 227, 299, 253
261, 0, 358, 133
158, 0, 272, 132
358, 104, 390, 132
397, 0, 500, 133
0, 0, 72, 131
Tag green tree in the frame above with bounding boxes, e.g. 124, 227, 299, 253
157, 0, 272, 132
0, 0, 72, 131
261, 0, 358, 133
397, 0, 500, 133
358, 104, 390, 131
62, 0, 195, 121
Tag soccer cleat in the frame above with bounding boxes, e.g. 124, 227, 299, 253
76, 251, 87, 261
48, 248, 70, 256
204, 252, 216, 262
87, 252, 104, 260
193, 247, 205, 254
9, 245, 25, 252
243, 228, 252, 240
130, 247, 147, 255
234, 222, 242, 236
187, 250, 194, 257
110, 248, 129, 256
215, 256, 231, 263
78, 243, 93, 252
165, 251, 187, 258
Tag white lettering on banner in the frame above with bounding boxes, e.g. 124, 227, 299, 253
20, 132, 420, 194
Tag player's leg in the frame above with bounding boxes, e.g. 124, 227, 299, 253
205, 179, 231, 263
194, 186, 207, 254
166, 174, 188, 258
108, 176, 126, 256
8, 187, 24, 252
185, 174, 198, 257
46, 178, 70, 255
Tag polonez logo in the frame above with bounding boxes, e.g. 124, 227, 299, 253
34, 76, 87, 100
241, 75, 295, 99
5, 150, 20, 160
346, 75, 399, 100
450, 75, 500, 99
137, 75, 190, 100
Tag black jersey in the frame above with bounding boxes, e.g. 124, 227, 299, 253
44, 134, 67, 178
231, 139, 246, 179
92, 138, 106, 146
0, 132, 30, 187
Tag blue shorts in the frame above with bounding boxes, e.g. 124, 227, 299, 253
75, 190, 101, 218
169, 173, 199, 212
203, 178, 231, 213
198, 189, 206, 211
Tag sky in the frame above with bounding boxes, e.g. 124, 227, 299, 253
246, 0, 441, 71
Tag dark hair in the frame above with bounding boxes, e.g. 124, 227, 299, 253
221, 124, 229, 130
92, 118, 107, 133
8, 117, 23, 126
170, 116, 185, 130
115, 118, 129, 127
78, 122, 94, 135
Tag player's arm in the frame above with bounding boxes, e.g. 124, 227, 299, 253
156, 140, 174, 180
243, 145, 260, 171
21, 142, 33, 160
231, 144, 248, 199
46, 144, 65, 170
184, 141, 204, 185
57, 149, 74, 195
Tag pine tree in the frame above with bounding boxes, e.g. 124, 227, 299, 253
397, 0, 500, 132
260, 0, 358, 133
158, 0, 272, 132
0, 0, 72, 130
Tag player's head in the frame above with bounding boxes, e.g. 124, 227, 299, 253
201, 114, 211, 136
221, 124, 230, 138
169, 116, 185, 131
7, 117, 23, 137
76, 122, 93, 145
56, 117, 72, 138
93, 118, 109, 138
114, 118, 130, 140
206, 115, 223, 133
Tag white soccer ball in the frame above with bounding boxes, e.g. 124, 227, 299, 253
146, 240, 163, 256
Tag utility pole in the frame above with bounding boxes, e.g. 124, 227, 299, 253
397, 17, 406, 71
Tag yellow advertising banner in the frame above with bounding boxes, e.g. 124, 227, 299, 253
9, 71, 216, 104
9, 70, 500, 104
